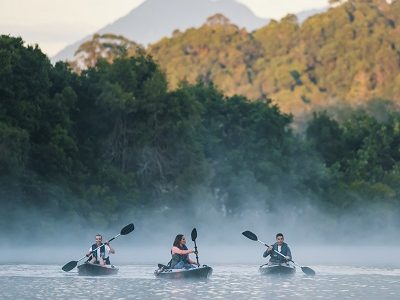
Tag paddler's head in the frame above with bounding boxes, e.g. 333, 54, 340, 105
95, 234, 103, 246
276, 233, 284, 246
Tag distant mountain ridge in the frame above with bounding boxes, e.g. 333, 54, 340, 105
52, 0, 327, 63
52, 0, 268, 62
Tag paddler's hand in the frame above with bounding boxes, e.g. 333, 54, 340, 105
285, 256, 291, 260
189, 249, 195, 253
106, 242, 115, 254
267, 246, 273, 252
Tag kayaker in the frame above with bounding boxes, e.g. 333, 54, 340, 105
263, 233, 292, 263
86, 234, 115, 266
168, 234, 198, 269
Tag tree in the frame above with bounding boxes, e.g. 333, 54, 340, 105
306, 112, 344, 167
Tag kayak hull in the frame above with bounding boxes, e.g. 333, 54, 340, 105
154, 265, 213, 279
259, 263, 295, 276
77, 262, 118, 276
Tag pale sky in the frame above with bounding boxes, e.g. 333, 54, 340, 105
0, 0, 328, 56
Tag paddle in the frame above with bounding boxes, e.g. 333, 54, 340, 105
158, 263, 168, 269
62, 223, 134, 272
242, 230, 315, 276
191, 228, 200, 266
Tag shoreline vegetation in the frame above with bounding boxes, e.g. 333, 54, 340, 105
1, 34, 400, 238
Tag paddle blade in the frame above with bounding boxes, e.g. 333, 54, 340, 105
191, 228, 197, 241
242, 230, 258, 241
121, 223, 134, 235
62, 261, 77, 272
301, 266, 316, 276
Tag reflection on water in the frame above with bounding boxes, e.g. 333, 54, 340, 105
0, 265, 399, 299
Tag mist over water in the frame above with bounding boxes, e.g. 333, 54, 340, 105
3, 192, 400, 268
2, 195, 400, 300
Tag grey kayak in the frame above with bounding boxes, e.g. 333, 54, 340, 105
259, 263, 296, 275
77, 262, 118, 276
154, 265, 213, 279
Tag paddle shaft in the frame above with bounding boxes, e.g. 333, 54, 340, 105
62, 223, 134, 272
63, 234, 121, 270
87, 234, 119, 257
242, 230, 315, 275
78, 235, 119, 262
193, 240, 199, 266
256, 239, 300, 267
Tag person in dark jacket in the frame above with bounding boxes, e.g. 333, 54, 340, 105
169, 234, 197, 269
263, 233, 292, 263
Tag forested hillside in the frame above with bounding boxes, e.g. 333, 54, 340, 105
1, 35, 400, 234
69, 0, 400, 117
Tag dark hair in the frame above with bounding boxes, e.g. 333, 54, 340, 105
276, 233, 284, 238
96, 234, 102, 239
173, 234, 184, 247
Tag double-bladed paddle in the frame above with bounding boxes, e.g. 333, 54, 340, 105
242, 230, 315, 276
62, 223, 134, 272
191, 228, 200, 266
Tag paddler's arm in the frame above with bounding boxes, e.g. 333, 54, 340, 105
171, 246, 194, 255
106, 242, 115, 254
263, 245, 273, 257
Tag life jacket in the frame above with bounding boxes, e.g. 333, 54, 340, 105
169, 245, 189, 268
91, 244, 110, 265
269, 242, 290, 263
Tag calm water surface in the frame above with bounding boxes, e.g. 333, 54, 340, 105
0, 264, 399, 299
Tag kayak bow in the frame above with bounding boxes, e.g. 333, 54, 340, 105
77, 262, 118, 276
154, 265, 213, 279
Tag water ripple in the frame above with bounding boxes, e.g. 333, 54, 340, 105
0, 264, 399, 299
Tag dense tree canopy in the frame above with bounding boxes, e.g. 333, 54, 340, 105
1, 35, 400, 231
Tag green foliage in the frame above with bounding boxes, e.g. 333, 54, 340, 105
306, 112, 344, 167
3, 35, 400, 227
306, 108, 400, 209
0, 122, 29, 174
69, 34, 142, 73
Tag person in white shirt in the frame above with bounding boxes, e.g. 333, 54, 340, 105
86, 234, 115, 265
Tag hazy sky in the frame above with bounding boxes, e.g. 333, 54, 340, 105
0, 0, 328, 56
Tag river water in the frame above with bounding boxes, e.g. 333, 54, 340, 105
0, 264, 399, 299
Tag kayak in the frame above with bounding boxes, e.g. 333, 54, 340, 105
154, 265, 213, 279
77, 262, 118, 276
259, 263, 295, 275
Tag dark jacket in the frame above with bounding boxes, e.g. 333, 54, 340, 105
263, 242, 292, 263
